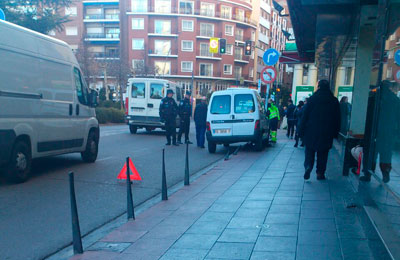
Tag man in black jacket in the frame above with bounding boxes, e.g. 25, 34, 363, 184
194, 97, 208, 148
286, 100, 296, 138
298, 80, 340, 180
178, 91, 193, 144
160, 89, 179, 146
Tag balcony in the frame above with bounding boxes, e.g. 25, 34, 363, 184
196, 29, 220, 39
258, 33, 270, 45
234, 54, 249, 64
260, 16, 270, 29
148, 30, 178, 37
196, 49, 222, 60
235, 34, 244, 42
84, 14, 119, 22
91, 52, 120, 59
260, 0, 271, 14
85, 33, 120, 42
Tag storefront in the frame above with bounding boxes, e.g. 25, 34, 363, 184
287, 0, 400, 257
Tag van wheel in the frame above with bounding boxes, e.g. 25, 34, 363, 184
254, 136, 263, 152
81, 131, 98, 163
6, 140, 32, 183
129, 125, 137, 134
208, 141, 217, 153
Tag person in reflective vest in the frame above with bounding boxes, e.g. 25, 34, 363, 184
267, 99, 280, 143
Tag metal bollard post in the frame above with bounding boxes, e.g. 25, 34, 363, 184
69, 172, 83, 254
162, 149, 168, 200
126, 157, 135, 220
184, 142, 190, 185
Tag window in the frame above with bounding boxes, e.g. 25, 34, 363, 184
234, 94, 255, 113
200, 23, 214, 37
223, 64, 232, 75
65, 6, 77, 16
181, 40, 193, 51
181, 61, 193, 72
132, 59, 144, 70
179, 1, 194, 14
234, 66, 242, 78
211, 95, 231, 114
132, 0, 147, 12
182, 20, 194, 31
155, 20, 171, 34
345, 67, 353, 85
155, 0, 171, 13
150, 83, 163, 99
221, 6, 232, 19
200, 64, 213, 76
155, 61, 171, 75
132, 18, 144, 29
237, 9, 245, 22
226, 44, 233, 55
200, 2, 215, 17
105, 9, 119, 19
154, 40, 171, 55
249, 67, 254, 78
66, 26, 78, 36
235, 47, 243, 60
225, 25, 234, 36
132, 39, 144, 50
131, 82, 145, 98
235, 28, 244, 41
74, 68, 88, 105
200, 43, 212, 57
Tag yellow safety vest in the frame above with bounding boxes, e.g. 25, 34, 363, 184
268, 105, 280, 120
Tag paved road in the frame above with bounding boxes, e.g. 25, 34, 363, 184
0, 124, 228, 260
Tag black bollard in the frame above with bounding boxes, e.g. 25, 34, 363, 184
233, 145, 241, 155
69, 172, 83, 254
126, 157, 135, 220
161, 149, 168, 200
184, 142, 190, 185
224, 149, 231, 161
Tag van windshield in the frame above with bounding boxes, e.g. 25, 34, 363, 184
235, 94, 255, 113
132, 83, 145, 98
211, 95, 231, 114
150, 83, 163, 99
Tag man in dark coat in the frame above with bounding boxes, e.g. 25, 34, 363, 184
286, 100, 296, 138
178, 91, 193, 144
159, 89, 178, 146
298, 80, 340, 180
194, 97, 208, 148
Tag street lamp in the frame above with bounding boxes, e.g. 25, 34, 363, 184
273, 0, 289, 17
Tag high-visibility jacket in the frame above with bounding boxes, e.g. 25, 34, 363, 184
268, 104, 280, 120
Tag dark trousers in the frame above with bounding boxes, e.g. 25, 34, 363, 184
165, 120, 176, 144
287, 120, 295, 137
304, 147, 329, 175
196, 125, 206, 147
178, 118, 190, 142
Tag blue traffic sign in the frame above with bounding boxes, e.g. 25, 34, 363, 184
395, 50, 400, 66
263, 48, 280, 66
0, 9, 5, 21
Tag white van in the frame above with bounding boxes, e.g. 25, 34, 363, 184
206, 88, 268, 153
125, 78, 183, 133
0, 21, 99, 183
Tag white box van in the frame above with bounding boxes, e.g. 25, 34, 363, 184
125, 78, 183, 133
206, 88, 268, 153
0, 21, 99, 183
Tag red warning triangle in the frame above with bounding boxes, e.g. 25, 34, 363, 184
117, 158, 142, 181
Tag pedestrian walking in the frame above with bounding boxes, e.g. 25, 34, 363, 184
194, 96, 208, 148
294, 101, 305, 147
286, 100, 296, 138
298, 80, 340, 180
267, 99, 280, 143
159, 89, 179, 146
177, 91, 193, 144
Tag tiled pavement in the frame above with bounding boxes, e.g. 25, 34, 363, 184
70, 133, 389, 260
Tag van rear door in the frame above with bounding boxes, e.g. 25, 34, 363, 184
147, 81, 164, 118
232, 93, 257, 136
209, 92, 233, 137
129, 81, 147, 118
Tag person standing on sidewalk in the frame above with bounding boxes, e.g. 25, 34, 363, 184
194, 96, 208, 148
160, 89, 179, 146
267, 99, 280, 143
294, 101, 305, 147
286, 100, 296, 138
298, 80, 340, 180
177, 91, 193, 144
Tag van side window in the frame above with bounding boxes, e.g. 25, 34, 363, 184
150, 83, 163, 99
74, 68, 88, 105
132, 83, 145, 98
234, 94, 255, 113
211, 95, 231, 114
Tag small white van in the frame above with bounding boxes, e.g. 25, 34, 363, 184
206, 88, 268, 153
0, 21, 99, 183
125, 78, 183, 133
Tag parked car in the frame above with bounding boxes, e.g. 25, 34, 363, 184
0, 20, 99, 183
206, 88, 268, 153
125, 78, 183, 133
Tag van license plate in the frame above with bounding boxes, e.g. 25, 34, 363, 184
214, 129, 231, 134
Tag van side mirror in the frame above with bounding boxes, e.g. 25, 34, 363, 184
89, 90, 98, 107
